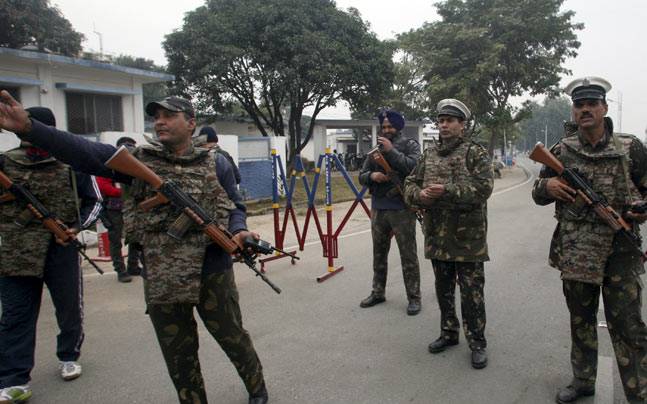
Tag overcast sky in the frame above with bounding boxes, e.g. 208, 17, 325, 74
52, 0, 647, 138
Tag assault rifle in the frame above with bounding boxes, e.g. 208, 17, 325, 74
367, 145, 424, 224
105, 147, 283, 293
0, 170, 104, 274
529, 142, 647, 261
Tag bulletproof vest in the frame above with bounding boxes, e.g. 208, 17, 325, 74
556, 132, 640, 224
128, 143, 236, 304
422, 137, 484, 211
550, 129, 642, 284
419, 137, 489, 262
0, 148, 77, 277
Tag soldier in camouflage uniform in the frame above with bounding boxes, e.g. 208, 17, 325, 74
358, 109, 422, 315
404, 99, 492, 369
0, 107, 102, 404
0, 93, 268, 404
532, 77, 647, 404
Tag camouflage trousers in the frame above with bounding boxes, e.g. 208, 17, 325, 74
370, 209, 420, 302
147, 269, 264, 404
431, 259, 486, 350
563, 252, 647, 402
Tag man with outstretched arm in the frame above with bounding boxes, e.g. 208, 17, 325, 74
0, 92, 269, 404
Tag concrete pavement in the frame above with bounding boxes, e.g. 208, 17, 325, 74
25, 163, 639, 403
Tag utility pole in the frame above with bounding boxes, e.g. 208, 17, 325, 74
545, 124, 548, 146
618, 91, 623, 133
93, 23, 104, 58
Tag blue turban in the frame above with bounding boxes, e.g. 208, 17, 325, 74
377, 110, 405, 131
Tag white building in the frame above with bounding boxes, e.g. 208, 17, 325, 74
0, 47, 173, 150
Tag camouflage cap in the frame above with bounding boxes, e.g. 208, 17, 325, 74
145, 96, 195, 118
436, 99, 471, 120
564, 76, 612, 102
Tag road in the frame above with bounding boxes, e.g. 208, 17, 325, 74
27, 160, 640, 403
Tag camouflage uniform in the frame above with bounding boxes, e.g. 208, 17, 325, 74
359, 132, 421, 303
404, 136, 493, 349
16, 106, 266, 403
0, 147, 101, 389
126, 142, 265, 403
532, 118, 647, 401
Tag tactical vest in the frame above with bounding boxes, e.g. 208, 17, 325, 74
421, 138, 489, 262
128, 144, 236, 304
551, 132, 642, 284
0, 148, 77, 277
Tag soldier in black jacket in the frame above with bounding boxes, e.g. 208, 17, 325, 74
358, 110, 422, 315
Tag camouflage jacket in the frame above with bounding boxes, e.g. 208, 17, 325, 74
404, 136, 493, 262
358, 132, 420, 210
0, 148, 97, 277
128, 142, 236, 304
532, 118, 647, 284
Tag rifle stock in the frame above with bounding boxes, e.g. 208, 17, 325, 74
368, 146, 424, 224
105, 146, 163, 189
529, 143, 565, 175
529, 141, 646, 260
104, 146, 280, 292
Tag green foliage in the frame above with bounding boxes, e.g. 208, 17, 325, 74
163, 0, 393, 162
0, 0, 84, 56
517, 96, 571, 150
110, 55, 170, 118
399, 0, 582, 152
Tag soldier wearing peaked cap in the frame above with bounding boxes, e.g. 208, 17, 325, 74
0, 92, 269, 404
532, 76, 647, 403
404, 99, 493, 370
358, 109, 422, 315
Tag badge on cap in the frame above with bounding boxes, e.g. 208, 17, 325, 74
436, 99, 471, 120
564, 76, 612, 102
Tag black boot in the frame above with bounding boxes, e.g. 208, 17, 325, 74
407, 300, 421, 315
471, 348, 487, 369
117, 271, 132, 283
555, 380, 595, 403
249, 383, 268, 404
428, 335, 459, 353
359, 293, 386, 308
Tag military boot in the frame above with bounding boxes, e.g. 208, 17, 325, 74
555, 379, 595, 403
117, 271, 132, 283
359, 292, 386, 308
428, 335, 459, 353
249, 383, 268, 404
471, 348, 487, 369
407, 300, 421, 315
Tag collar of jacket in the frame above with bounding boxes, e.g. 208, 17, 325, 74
140, 139, 208, 164
438, 135, 465, 156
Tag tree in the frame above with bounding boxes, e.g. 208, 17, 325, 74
517, 96, 571, 151
111, 55, 170, 112
399, 0, 582, 154
164, 0, 393, 163
0, 0, 84, 56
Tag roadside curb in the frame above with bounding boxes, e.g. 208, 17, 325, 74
492, 164, 533, 195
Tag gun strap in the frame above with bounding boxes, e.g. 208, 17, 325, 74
611, 132, 633, 204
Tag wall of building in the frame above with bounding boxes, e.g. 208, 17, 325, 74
0, 55, 146, 133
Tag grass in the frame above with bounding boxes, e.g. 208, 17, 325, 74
245, 172, 367, 216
